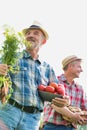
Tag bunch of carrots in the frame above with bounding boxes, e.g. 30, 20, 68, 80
0, 25, 31, 103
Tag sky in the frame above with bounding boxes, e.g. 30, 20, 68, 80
0, 0, 87, 91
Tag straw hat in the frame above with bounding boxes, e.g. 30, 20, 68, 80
22, 21, 49, 40
62, 55, 82, 69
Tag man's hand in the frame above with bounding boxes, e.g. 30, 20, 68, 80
79, 114, 87, 125
0, 64, 8, 76
64, 106, 87, 125
52, 95, 70, 107
64, 112, 85, 124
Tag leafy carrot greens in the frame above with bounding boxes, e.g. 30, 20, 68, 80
0, 25, 31, 103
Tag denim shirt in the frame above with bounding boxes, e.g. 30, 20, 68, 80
7, 50, 58, 111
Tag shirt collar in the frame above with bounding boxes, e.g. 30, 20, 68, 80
59, 74, 76, 86
23, 50, 41, 64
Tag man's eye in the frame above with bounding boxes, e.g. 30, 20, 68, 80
34, 31, 39, 35
26, 32, 30, 35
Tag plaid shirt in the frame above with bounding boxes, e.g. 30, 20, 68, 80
43, 74, 87, 126
8, 50, 58, 111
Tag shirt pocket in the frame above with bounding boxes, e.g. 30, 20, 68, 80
11, 67, 28, 80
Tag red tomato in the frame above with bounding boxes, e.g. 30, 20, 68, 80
38, 84, 46, 91
57, 84, 65, 96
45, 85, 55, 93
49, 82, 58, 91
54, 92, 58, 94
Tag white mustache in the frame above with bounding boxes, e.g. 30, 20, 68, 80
26, 37, 36, 42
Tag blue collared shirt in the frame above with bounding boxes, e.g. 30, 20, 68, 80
9, 50, 58, 111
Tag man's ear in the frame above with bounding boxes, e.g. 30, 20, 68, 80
42, 39, 46, 44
